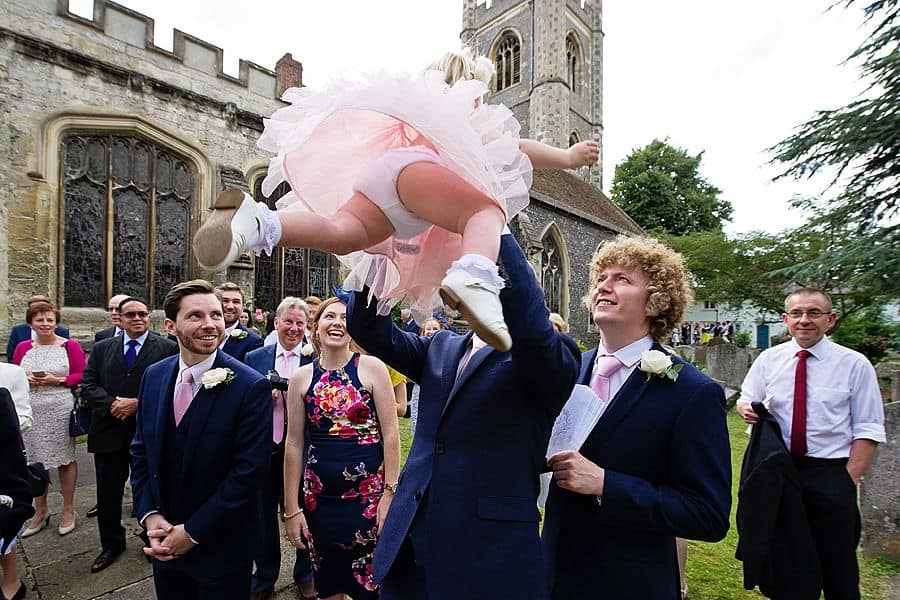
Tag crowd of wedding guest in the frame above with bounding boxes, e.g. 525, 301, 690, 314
0, 235, 886, 600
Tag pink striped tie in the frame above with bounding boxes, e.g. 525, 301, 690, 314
173, 368, 194, 426
590, 355, 624, 403
273, 351, 295, 444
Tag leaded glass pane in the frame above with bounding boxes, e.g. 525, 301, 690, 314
541, 234, 562, 314
62, 133, 194, 308
113, 187, 150, 299
62, 176, 106, 307
155, 195, 190, 307
309, 250, 329, 299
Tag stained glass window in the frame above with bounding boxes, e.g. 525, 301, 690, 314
62, 134, 193, 308
251, 178, 333, 310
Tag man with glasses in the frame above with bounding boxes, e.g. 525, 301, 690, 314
736, 288, 885, 599
82, 297, 177, 573
95, 294, 130, 341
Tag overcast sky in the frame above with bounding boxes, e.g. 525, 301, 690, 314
68, 0, 870, 235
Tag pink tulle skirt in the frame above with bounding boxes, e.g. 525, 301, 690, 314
258, 70, 533, 322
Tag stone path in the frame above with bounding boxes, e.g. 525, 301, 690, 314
13, 443, 303, 599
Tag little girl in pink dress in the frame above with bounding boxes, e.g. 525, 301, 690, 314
192, 49, 598, 350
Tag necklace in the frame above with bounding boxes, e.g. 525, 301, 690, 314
318, 350, 352, 372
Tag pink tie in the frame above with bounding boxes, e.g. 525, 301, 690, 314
455, 336, 487, 383
273, 351, 296, 444
173, 368, 194, 426
590, 355, 624, 403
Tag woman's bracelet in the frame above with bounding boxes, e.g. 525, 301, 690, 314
283, 508, 303, 521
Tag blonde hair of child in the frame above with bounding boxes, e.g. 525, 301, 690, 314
428, 48, 493, 87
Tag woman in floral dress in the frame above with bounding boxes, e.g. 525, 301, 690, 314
284, 296, 400, 599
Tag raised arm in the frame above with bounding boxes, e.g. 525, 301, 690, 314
346, 293, 432, 384
519, 139, 598, 170
497, 234, 580, 416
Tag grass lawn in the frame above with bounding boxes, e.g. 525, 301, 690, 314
394, 410, 899, 598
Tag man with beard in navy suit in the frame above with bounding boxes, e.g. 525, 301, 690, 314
217, 282, 263, 362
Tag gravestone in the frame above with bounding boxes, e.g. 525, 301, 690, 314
860, 401, 900, 560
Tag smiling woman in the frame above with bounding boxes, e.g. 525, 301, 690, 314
282, 296, 401, 599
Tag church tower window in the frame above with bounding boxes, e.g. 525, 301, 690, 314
61, 133, 194, 308
494, 31, 522, 92
541, 230, 563, 314
566, 33, 582, 92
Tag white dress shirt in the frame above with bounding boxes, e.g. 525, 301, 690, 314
737, 336, 885, 458
593, 335, 654, 401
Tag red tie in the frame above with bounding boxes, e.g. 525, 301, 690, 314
790, 350, 811, 456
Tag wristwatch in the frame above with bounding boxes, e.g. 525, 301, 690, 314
384, 481, 399, 493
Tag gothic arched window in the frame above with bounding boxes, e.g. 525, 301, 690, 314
569, 130, 582, 147
541, 230, 564, 314
494, 32, 521, 92
62, 133, 194, 308
566, 33, 582, 92
252, 178, 333, 311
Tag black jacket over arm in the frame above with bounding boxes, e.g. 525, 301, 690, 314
0, 388, 34, 552
736, 402, 822, 599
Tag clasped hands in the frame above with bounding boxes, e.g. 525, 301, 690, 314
27, 372, 63, 387
143, 514, 197, 561
548, 450, 605, 497
110, 396, 138, 420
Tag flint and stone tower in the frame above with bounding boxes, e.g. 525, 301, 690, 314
461, 0, 603, 187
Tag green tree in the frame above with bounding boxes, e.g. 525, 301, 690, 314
611, 139, 733, 235
769, 0, 900, 297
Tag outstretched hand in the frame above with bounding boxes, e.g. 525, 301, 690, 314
568, 140, 600, 168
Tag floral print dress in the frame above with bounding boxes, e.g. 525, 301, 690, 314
302, 353, 384, 599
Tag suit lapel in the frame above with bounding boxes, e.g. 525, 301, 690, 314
151, 358, 178, 473
442, 339, 495, 419
579, 348, 598, 385
439, 332, 473, 415
585, 342, 663, 445
130, 334, 157, 372
180, 352, 226, 476
109, 335, 126, 374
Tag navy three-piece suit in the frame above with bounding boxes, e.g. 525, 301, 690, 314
348, 234, 580, 599
130, 351, 272, 599
542, 345, 732, 599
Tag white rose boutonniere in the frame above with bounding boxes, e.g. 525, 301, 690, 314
230, 328, 249, 340
202, 367, 235, 390
639, 349, 683, 383
299, 343, 315, 357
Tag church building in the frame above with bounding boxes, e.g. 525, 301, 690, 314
0, 0, 639, 353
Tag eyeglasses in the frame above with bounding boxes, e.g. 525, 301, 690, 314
121, 311, 150, 319
785, 310, 831, 320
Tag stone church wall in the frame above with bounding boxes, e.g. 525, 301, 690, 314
0, 0, 291, 348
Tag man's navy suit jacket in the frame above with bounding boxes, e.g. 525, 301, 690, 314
348, 234, 580, 600
7, 323, 69, 361
130, 351, 272, 577
542, 345, 732, 599
221, 323, 263, 363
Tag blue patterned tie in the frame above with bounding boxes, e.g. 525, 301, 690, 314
124, 339, 139, 370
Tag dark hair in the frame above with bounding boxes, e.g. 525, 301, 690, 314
26, 301, 60, 324
163, 280, 222, 321
118, 296, 149, 312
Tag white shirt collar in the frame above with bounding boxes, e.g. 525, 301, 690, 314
125, 330, 150, 347
177, 352, 218, 387
597, 335, 654, 368
787, 335, 831, 360
223, 323, 238, 338
276, 341, 301, 358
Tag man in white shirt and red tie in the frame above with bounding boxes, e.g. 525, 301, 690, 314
244, 297, 315, 600
737, 288, 885, 600
130, 280, 272, 599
